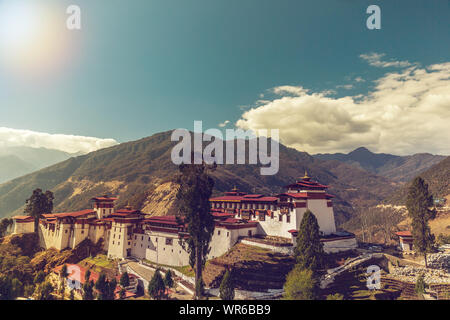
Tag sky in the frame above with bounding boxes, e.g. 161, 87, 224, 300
0, 0, 449, 155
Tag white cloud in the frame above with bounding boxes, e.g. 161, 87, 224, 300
354, 77, 365, 83
360, 52, 414, 68
218, 120, 230, 128
0, 127, 119, 154
236, 62, 450, 155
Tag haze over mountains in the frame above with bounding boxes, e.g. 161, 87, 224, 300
0, 146, 80, 183
314, 147, 446, 183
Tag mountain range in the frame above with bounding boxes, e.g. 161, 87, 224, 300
0, 131, 398, 226
0, 147, 80, 184
314, 147, 446, 182
0, 132, 447, 230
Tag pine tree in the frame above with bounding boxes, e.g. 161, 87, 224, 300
24, 188, 54, 233
219, 270, 234, 300
82, 280, 94, 300
295, 210, 324, 274
164, 270, 174, 289
406, 177, 436, 267
175, 158, 215, 299
120, 272, 130, 288
148, 270, 166, 300
95, 272, 115, 300
415, 273, 426, 298
119, 288, 126, 300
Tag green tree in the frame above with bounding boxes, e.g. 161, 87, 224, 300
24, 284, 35, 298
415, 274, 426, 297
37, 281, 53, 300
34, 271, 46, 284
95, 273, 117, 300
148, 270, 166, 300
119, 288, 126, 300
120, 272, 130, 288
82, 280, 95, 300
164, 270, 174, 289
283, 267, 318, 300
24, 188, 54, 233
0, 218, 13, 237
11, 278, 23, 298
219, 270, 234, 300
175, 159, 216, 299
406, 177, 436, 267
0, 276, 13, 300
295, 210, 324, 274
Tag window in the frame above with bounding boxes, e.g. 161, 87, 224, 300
279, 215, 282, 222
227, 232, 229, 237
65, 230, 68, 234
128, 242, 131, 245
165, 238, 173, 245
286, 215, 290, 223
217, 230, 221, 236
135, 235, 137, 240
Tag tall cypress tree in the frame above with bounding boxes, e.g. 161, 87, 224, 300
175, 159, 215, 299
406, 177, 436, 267
295, 210, 324, 274
219, 270, 235, 300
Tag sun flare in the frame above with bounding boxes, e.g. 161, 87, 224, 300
0, 1, 71, 78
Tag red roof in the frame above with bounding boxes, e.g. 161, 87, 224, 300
54, 264, 136, 299
288, 229, 298, 234
284, 177, 328, 190
13, 215, 34, 221
43, 209, 95, 219
210, 194, 278, 202
396, 231, 412, 237
91, 196, 118, 201
54, 264, 100, 284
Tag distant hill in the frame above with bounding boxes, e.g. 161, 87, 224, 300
314, 147, 445, 182
0, 146, 78, 183
388, 155, 450, 205
0, 131, 396, 226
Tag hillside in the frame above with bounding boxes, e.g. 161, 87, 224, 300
0, 131, 396, 226
388, 156, 450, 205
314, 147, 445, 182
0, 146, 77, 183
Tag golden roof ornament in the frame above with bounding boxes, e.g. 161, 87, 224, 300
303, 170, 310, 179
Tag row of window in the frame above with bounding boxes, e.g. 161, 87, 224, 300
212, 202, 277, 210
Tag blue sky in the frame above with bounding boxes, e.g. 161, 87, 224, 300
0, 0, 449, 155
